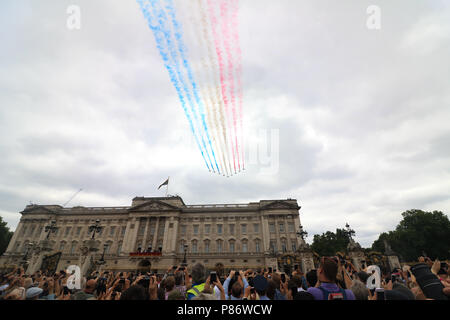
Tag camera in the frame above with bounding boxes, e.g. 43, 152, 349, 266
268, 267, 272, 274
210, 271, 217, 282
250, 287, 255, 294
63, 286, 70, 295
281, 273, 286, 283
375, 288, 385, 300
411, 263, 448, 300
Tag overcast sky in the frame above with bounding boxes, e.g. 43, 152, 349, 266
1, 0, 449, 247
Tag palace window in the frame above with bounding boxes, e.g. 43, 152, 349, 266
229, 224, 235, 235
281, 239, 287, 253
217, 224, 223, 234
242, 241, 248, 253
255, 240, 261, 253
279, 223, 285, 233
121, 226, 126, 236
181, 225, 186, 235
229, 241, 235, 253
192, 241, 198, 253
65, 227, 71, 236
76, 227, 82, 236
110, 226, 116, 237
241, 224, 247, 234
288, 223, 295, 233
253, 224, 259, 233
292, 242, 297, 252
217, 240, 223, 253
138, 224, 145, 236
70, 242, 77, 254
59, 242, 66, 252
193, 225, 199, 235
205, 225, 210, 234
269, 223, 275, 233
204, 240, 210, 253
270, 240, 276, 253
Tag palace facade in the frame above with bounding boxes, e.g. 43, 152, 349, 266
0, 196, 304, 273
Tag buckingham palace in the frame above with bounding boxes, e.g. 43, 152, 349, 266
0, 196, 314, 275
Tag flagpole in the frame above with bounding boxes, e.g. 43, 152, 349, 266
166, 176, 169, 197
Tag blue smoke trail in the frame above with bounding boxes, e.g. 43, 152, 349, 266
137, 0, 210, 171
164, 0, 221, 174
151, 0, 217, 173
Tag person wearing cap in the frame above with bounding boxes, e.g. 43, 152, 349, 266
307, 257, 355, 300
252, 274, 270, 300
26, 287, 43, 300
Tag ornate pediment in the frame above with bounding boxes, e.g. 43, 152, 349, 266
128, 200, 181, 212
259, 200, 300, 211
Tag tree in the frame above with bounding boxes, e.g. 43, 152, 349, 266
0, 216, 13, 255
371, 209, 450, 261
311, 228, 351, 257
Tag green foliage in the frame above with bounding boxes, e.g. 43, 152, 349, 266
371, 209, 450, 261
0, 216, 13, 255
310, 228, 351, 257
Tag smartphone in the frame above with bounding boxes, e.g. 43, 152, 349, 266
376, 288, 385, 300
281, 274, 286, 283
119, 278, 125, 284
268, 267, 272, 273
294, 265, 299, 271
63, 286, 70, 295
179, 267, 185, 271
250, 287, 255, 294
173, 266, 177, 270
210, 271, 217, 282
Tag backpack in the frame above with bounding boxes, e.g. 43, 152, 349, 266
318, 286, 347, 300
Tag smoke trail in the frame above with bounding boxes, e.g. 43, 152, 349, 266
137, 0, 210, 171
219, 0, 240, 172
195, 0, 231, 176
150, 0, 216, 172
186, 2, 227, 176
230, 0, 244, 170
165, 0, 221, 174
206, 0, 237, 174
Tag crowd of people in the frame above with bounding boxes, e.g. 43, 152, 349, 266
0, 256, 448, 300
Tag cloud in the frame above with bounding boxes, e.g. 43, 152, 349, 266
0, 0, 449, 249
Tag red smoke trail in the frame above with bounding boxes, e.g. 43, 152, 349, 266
220, 0, 240, 173
197, 0, 232, 177
206, 0, 237, 174
230, 0, 244, 170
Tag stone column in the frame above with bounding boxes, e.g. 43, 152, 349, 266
260, 216, 270, 254
122, 218, 139, 253
152, 218, 160, 250
141, 218, 150, 249
168, 217, 179, 254
161, 219, 170, 254
293, 213, 301, 247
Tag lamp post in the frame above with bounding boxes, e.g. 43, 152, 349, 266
344, 223, 355, 241
297, 225, 308, 241
99, 243, 108, 264
88, 219, 103, 240
44, 220, 58, 240
182, 244, 188, 266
